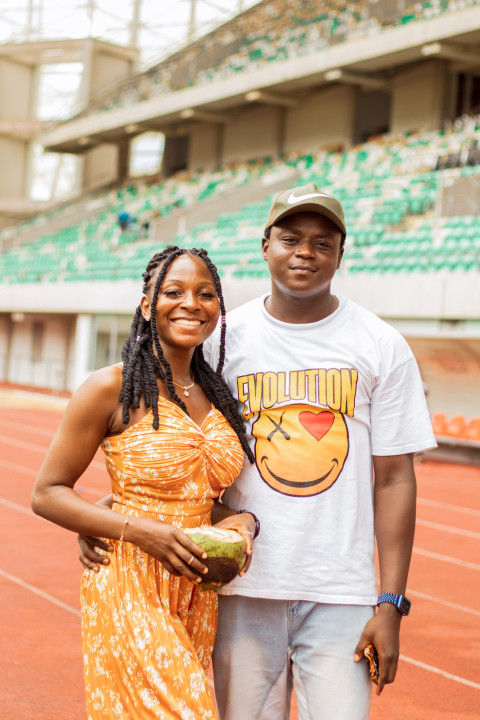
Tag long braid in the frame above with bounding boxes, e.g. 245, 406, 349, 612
188, 248, 253, 461
148, 247, 189, 416
193, 250, 227, 376
191, 345, 254, 462
119, 246, 253, 461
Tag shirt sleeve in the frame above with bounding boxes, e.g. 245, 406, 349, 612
202, 328, 219, 369
370, 356, 437, 455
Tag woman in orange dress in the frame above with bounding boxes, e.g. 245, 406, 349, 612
31, 246, 257, 719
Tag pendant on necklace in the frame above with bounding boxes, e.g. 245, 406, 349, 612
172, 377, 195, 397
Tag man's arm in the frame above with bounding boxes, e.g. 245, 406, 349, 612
354, 453, 416, 694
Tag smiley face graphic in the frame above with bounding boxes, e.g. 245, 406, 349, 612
252, 404, 349, 497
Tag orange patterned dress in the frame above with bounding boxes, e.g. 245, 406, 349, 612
80, 397, 245, 719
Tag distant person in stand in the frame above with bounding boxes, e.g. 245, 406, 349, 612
117, 210, 135, 231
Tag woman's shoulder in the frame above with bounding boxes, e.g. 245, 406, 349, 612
70, 364, 123, 413
84, 363, 123, 392
56, 364, 124, 439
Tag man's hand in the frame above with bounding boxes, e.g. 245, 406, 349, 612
213, 512, 256, 576
353, 604, 402, 695
78, 535, 113, 572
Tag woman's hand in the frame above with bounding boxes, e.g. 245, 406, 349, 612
213, 512, 256, 576
127, 517, 209, 584
78, 535, 113, 572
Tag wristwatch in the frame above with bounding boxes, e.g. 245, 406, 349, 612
377, 593, 411, 616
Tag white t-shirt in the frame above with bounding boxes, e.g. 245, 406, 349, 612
204, 294, 436, 605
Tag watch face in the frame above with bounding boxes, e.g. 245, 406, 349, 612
399, 596, 411, 615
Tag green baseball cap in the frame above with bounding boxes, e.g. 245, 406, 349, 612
264, 183, 346, 235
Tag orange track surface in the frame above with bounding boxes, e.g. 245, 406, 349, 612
1, 404, 479, 719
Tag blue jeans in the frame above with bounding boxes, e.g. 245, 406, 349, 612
213, 596, 374, 720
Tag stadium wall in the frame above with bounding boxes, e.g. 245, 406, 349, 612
390, 59, 448, 134
284, 86, 356, 153
222, 105, 283, 163
157, 60, 452, 174
189, 124, 222, 170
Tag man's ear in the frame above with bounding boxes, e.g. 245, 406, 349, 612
140, 295, 151, 321
261, 236, 269, 260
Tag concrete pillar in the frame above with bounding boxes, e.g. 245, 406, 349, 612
70, 314, 93, 391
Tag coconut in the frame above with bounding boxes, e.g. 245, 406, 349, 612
184, 526, 247, 591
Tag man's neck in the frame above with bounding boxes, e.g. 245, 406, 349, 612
264, 291, 339, 324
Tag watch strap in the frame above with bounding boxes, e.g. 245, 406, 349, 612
377, 593, 410, 615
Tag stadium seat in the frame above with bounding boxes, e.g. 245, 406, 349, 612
431, 412, 448, 435
445, 414, 467, 438
465, 417, 480, 441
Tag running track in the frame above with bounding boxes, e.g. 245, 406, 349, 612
1, 397, 479, 719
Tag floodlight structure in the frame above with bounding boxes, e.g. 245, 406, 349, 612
0, 0, 253, 220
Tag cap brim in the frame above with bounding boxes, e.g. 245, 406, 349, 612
266, 204, 346, 235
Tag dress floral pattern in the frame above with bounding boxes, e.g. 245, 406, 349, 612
80, 397, 245, 719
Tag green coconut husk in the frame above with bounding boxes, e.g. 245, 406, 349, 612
184, 526, 247, 591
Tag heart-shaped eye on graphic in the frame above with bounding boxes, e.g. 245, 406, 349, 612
299, 411, 334, 441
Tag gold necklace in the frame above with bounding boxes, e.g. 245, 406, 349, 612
172, 377, 195, 397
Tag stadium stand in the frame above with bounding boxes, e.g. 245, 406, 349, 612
2, 117, 480, 284
69, 0, 480, 121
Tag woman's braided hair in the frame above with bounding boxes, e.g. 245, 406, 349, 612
119, 245, 254, 462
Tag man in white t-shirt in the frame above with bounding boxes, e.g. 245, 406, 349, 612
204, 184, 436, 720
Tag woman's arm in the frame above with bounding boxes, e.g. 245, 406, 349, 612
32, 367, 208, 583
32, 367, 126, 536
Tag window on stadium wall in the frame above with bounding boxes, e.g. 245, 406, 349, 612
93, 316, 131, 371
455, 72, 480, 117
130, 132, 164, 177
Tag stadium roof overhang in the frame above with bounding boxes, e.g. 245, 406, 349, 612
0, 38, 137, 66
39, 10, 480, 155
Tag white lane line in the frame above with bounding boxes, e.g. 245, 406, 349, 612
0, 434, 48, 453
0, 566, 80, 617
400, 654, 480, 690
418, 497, 480, 518
0, 418, 57, 439
0, 486, 107, 520
0, 497, 39, 517
0, 445, 105, 471
416, 518, 480, 539
413, 547, 480, 571
408, 589, 480, 617
0, 459, 36, 476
